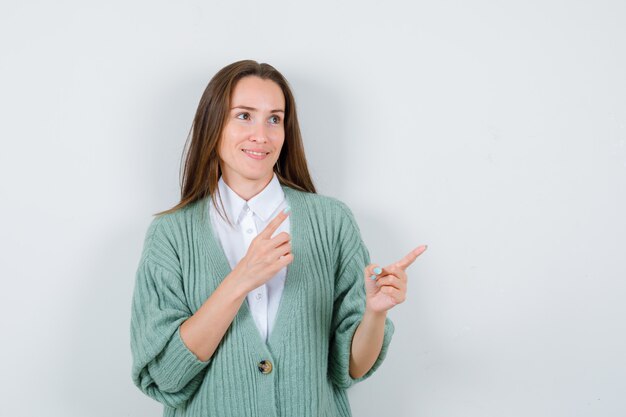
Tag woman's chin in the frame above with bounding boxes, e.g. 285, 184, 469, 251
241, 161, 275, 176
240, 169, 275, 182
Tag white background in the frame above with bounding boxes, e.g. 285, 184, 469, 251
1, 1, 625, 416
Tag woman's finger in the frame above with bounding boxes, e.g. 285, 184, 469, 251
270, 239, 292, 260
365, 263, 383, 281
380, 285, 406, 304
375, 275, 406, 291
384, 264, 407, 282
394, 245, 428, 271
259, 206, 291, 239
269, 231, 291, 247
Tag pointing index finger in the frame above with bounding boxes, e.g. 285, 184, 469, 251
260, 205, 291, 239
395, 245, 428, 270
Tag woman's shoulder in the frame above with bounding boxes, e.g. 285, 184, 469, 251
146, 199, 200, 234
139, 198, 205, 263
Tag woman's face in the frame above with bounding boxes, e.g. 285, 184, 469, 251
218, 76, 286, 188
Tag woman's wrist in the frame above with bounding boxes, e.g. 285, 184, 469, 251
222, 268, 250, 303
364, 305, 388, 320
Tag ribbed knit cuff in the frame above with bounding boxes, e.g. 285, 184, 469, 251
333, 315, 395, 390
149, 325, 212, 393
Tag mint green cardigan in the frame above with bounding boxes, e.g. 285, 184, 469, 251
130, 185, 395, 417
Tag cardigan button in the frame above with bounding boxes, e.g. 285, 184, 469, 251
258, 360, 273, 374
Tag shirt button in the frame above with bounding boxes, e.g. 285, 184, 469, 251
244, 206, 250, 212
256, 293, 262, 300
246, 228, 253, 234
258, 360, 273, 374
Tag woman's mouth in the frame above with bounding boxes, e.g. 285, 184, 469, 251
242, 149, 270, 160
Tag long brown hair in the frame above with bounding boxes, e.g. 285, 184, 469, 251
154, 60, 316, 220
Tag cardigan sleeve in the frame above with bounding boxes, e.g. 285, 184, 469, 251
130, 219, 211, 408
327, 202, 395, 390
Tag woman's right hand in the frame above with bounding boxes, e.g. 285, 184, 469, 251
230, 207, 293, 294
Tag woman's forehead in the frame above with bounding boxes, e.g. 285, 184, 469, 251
231, 76, 285, 111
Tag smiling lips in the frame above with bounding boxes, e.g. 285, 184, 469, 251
242, 148, 270, 160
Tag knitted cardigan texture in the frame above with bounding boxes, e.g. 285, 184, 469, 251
130, 185, 395, 417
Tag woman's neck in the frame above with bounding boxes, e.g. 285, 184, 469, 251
222, 172, 274, 201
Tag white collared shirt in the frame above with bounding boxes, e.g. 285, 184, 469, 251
209, 173, 289, 342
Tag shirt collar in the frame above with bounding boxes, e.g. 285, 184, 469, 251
216, 173, 284, 224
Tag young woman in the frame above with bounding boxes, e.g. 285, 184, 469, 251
130, 60, 427, 417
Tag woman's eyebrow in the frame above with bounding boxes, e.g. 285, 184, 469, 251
231, 105, 285, 113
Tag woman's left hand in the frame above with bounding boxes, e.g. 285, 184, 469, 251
364, 245, 428, 313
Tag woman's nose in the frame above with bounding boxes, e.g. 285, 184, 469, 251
250, 123, 269, 143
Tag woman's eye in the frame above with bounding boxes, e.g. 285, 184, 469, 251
236, 113, 250, 120
269, 115, 281, 124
